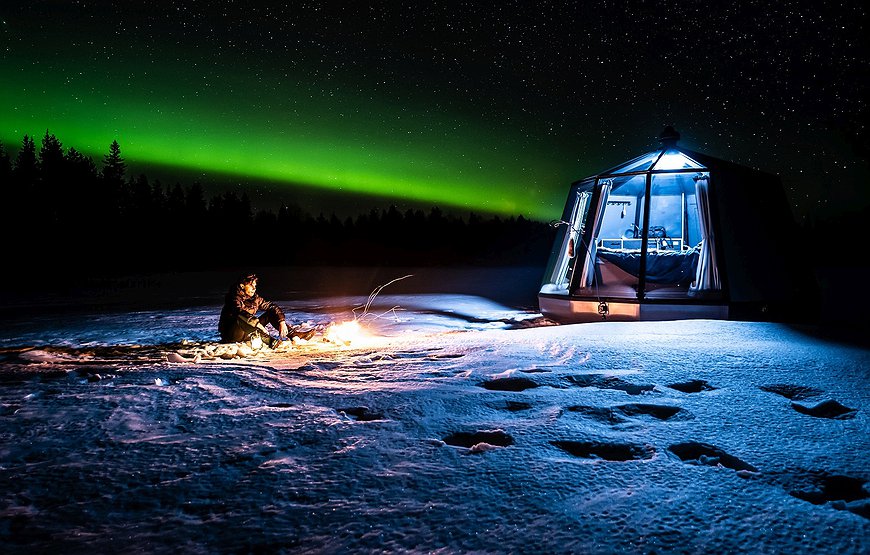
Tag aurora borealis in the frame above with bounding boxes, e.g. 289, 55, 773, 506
2, 1, 867, 221
1, 43, 563, 218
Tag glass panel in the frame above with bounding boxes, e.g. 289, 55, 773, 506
642, 172, 707, 298
540, 183, 593, 294
651, 149, 705, 171
596, 175, 646, 251
579, 175, 645, 298
600, 150, 660, 176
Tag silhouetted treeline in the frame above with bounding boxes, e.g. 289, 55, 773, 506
1, 132, 557, 281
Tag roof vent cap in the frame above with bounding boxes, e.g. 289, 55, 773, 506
658, 125, 680, 147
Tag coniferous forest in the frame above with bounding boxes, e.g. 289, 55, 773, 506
0, 132, 557, 284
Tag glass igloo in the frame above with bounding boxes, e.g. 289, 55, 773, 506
539, 126, 811, 323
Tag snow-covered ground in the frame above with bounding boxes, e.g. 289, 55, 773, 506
0, 269, 868, 554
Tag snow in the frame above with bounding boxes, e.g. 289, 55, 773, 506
1, 269, 868, 554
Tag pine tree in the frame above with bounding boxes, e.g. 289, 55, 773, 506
129, 173, 152, 218
102, 139, 126, 184
95, 139, 127, 246
39, 131, 64, 175
4, 136, 38, 259
0, 142, 13, 237
65, 147, 97, 180
12, 134, 38, 188
0, 142, 12, 183
39, 131, 65, 225
63, 147, 98, 232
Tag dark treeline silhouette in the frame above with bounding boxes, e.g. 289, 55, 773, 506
1, 132, 556, 284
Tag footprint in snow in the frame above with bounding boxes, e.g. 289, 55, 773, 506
479, 377, 540, 391
565, 405, 627, 425
667, 442, 758, 474
551, 440, 655, 461
765, 469, 870, 520
759, 383, 824, 400
337, 406, 386, 421
564, 404, 691, 424
485, 400, 533, 412
614, 403, 693, 421
442, 430, 514, 454
791, 399, 857, 419
501, 401, 534, 412
667, 379, 716, 393
564, 374, 656, 395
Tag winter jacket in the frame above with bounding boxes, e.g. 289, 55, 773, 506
218, 286, 285, 342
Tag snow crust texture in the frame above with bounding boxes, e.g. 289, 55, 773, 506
0, 294, 868, 554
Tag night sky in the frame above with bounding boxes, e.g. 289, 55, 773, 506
2, 1, 867, 221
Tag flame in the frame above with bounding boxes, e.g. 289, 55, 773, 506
325, 320, 367, 346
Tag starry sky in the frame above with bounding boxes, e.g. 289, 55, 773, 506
1, 1, 867, 221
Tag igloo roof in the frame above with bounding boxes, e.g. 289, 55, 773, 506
597, 126, 708, 177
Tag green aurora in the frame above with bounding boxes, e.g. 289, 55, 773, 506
5, 2, 864, 224
1, 46, 578, 221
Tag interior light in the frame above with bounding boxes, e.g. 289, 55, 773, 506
656, 152, 691, 170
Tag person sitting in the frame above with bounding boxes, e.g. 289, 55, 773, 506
218, 273, 313, 348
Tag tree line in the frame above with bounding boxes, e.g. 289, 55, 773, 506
0, 132, 557, 281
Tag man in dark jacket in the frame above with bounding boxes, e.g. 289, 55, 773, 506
218, 273, 294, 347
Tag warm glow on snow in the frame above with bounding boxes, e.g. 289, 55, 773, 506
324, 320, 368, 346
